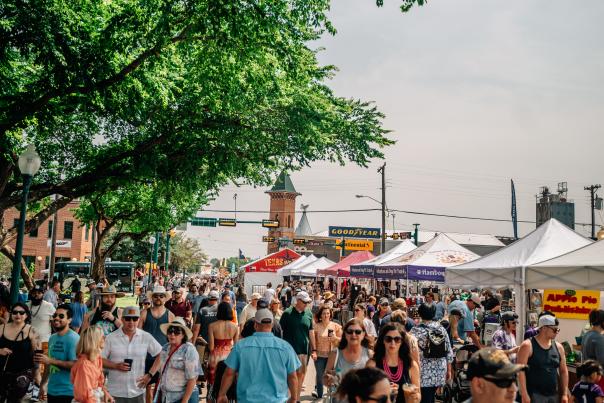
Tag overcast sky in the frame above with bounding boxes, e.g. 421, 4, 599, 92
186, 0, 604, 259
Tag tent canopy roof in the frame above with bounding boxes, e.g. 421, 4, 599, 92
318, 251, 375, 277
452, 219, 592, 270
377, 233, 479, 267
295, 257, 336, 276
352, 240, 417, 267
276, 255, 317, 275
241, 248, 301, 272
531, 239, 604, 268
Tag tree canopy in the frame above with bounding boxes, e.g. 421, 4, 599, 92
0, 0, 431, 282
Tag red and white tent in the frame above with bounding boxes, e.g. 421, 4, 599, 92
241, 248, 300, 295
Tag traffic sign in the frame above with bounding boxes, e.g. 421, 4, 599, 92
262, 236, 276, 242
262, 219, 280, 228
292, 238, 306, 245
218, 218, 237, 227
336, 240, 374, 251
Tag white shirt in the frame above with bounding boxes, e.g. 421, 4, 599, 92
102, 327, 162, 398
363, 318, 378, 338
263, 288, 275, 302
239, 303, 257, 324
43, 289, 59, 308
27, 301, 55, 342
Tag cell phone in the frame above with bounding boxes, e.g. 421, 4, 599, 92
328, 329, 334, 336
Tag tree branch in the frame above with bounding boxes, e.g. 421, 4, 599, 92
1, 244, 34, 290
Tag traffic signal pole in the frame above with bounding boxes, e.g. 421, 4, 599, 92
378, 163, 386, 254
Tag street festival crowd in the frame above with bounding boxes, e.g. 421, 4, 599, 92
0, 274, 603, 403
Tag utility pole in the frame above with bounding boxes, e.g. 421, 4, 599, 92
378, 163, 386, 254
585, 184, 601, 239
48, 195, 59, 285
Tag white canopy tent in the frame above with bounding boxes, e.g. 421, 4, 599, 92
276, 255, 317, 277
358, 240, 417, 266
293, 257, 336, 277
528, 239, 604, 289
446, 218, 593, 343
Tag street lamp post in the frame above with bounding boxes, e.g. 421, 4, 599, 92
147, 236, 156, 285
10, 145, 41, 304
355, 194, 387, 253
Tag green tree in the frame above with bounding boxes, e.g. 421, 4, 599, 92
0, 0, 412, 286
75, 180, 206, 280
169, 234, 208, 274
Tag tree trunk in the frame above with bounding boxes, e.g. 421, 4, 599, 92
1, 244, 34, 290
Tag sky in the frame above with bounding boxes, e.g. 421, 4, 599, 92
186, 0, 604, 259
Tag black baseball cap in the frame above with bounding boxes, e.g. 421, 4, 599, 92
467, 348, 526, 381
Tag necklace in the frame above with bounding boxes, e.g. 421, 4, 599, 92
383, 357, 403, 383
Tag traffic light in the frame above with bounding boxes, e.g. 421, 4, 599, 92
262, 219, 279, 228
262, 236, 276, 242
292, 238, 306, 245
190, 217, 217, 227
218, 218, 237, 227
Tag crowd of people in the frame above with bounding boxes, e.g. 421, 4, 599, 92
0, 275, 603, 403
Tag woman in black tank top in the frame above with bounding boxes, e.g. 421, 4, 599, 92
0, 303, 40, 403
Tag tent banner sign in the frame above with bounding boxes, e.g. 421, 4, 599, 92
350, 265, 375, 278
543, 289, 600, 319
328, 226, 381, 239
406, 265, 446, 282
374, 266, 406, 280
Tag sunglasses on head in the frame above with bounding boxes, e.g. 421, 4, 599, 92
483, 375, 517, 389
11, 310, 26, 315
167, 327, 182, 335
123, 317, 139, 322
52, 313, 67, 319
384, 335, 402, 344
345, 329, 363, 335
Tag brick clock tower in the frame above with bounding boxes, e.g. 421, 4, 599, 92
266, 171, 300, 253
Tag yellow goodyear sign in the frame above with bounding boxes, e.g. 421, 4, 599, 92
543, 289, 600, 319
336, 240, 374, 251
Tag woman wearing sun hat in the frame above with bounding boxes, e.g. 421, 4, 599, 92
141, 317, 201, 403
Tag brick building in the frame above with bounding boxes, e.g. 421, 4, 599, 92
3, 200, 92, 279
265, 171, 300, 254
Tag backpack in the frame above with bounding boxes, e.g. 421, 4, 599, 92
420, 324, 448, 359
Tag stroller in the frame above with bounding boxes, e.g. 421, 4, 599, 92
438, 343, 479, 403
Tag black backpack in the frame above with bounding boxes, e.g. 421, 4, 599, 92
420, 324, 448, 359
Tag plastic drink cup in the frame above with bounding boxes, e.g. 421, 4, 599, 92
402, 383, 415, 400
124, 358, 133, 371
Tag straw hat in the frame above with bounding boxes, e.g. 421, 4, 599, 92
146, 285, 171, 299
98, 285, 125, 298
160, 317, 193, 340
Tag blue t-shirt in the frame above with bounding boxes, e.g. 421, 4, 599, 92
224, 332, 301, 403
572, 381, 604, 403
47, 330, 80, 396
70, 302, 88, 328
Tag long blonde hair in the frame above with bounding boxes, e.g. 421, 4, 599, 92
77, 327, 103, 360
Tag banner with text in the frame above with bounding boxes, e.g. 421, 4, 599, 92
374, 265, 406, 280
335, 239, 374, 251
406, 265, 446, 282
328, 226, 381, 239
350, 265, 375, 278
543, 289, 600, 319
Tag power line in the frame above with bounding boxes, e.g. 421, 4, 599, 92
199, 208, 596, 227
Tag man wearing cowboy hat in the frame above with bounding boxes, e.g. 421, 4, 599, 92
165, 287, 192, 325
81, 285, 125, 335
138, 286, 174, 403
103, 306, 162, 403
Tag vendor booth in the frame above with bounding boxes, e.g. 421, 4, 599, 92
446, 218, 593, 345
317, 251, 375, 277
241, 248, 300, 296
293, 256, 336, 277
277, 254, 317, 277
350, 240, 417, 278
375, 233, 479, 283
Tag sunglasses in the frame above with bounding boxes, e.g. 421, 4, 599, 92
345, 329, 363, 335
152, 294, 166, 299
380, 303, 389, 307
367, 395, 391, 403
52, 313, 67, 319
354, 309, 362, 312
546, 326, 560, 333
167, 327, 183, 335
384, 336, 402, 344
143, 302, 151, 305
483, 375, 517, 389
123, 317, 139, 322
11, 310, 26, 315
